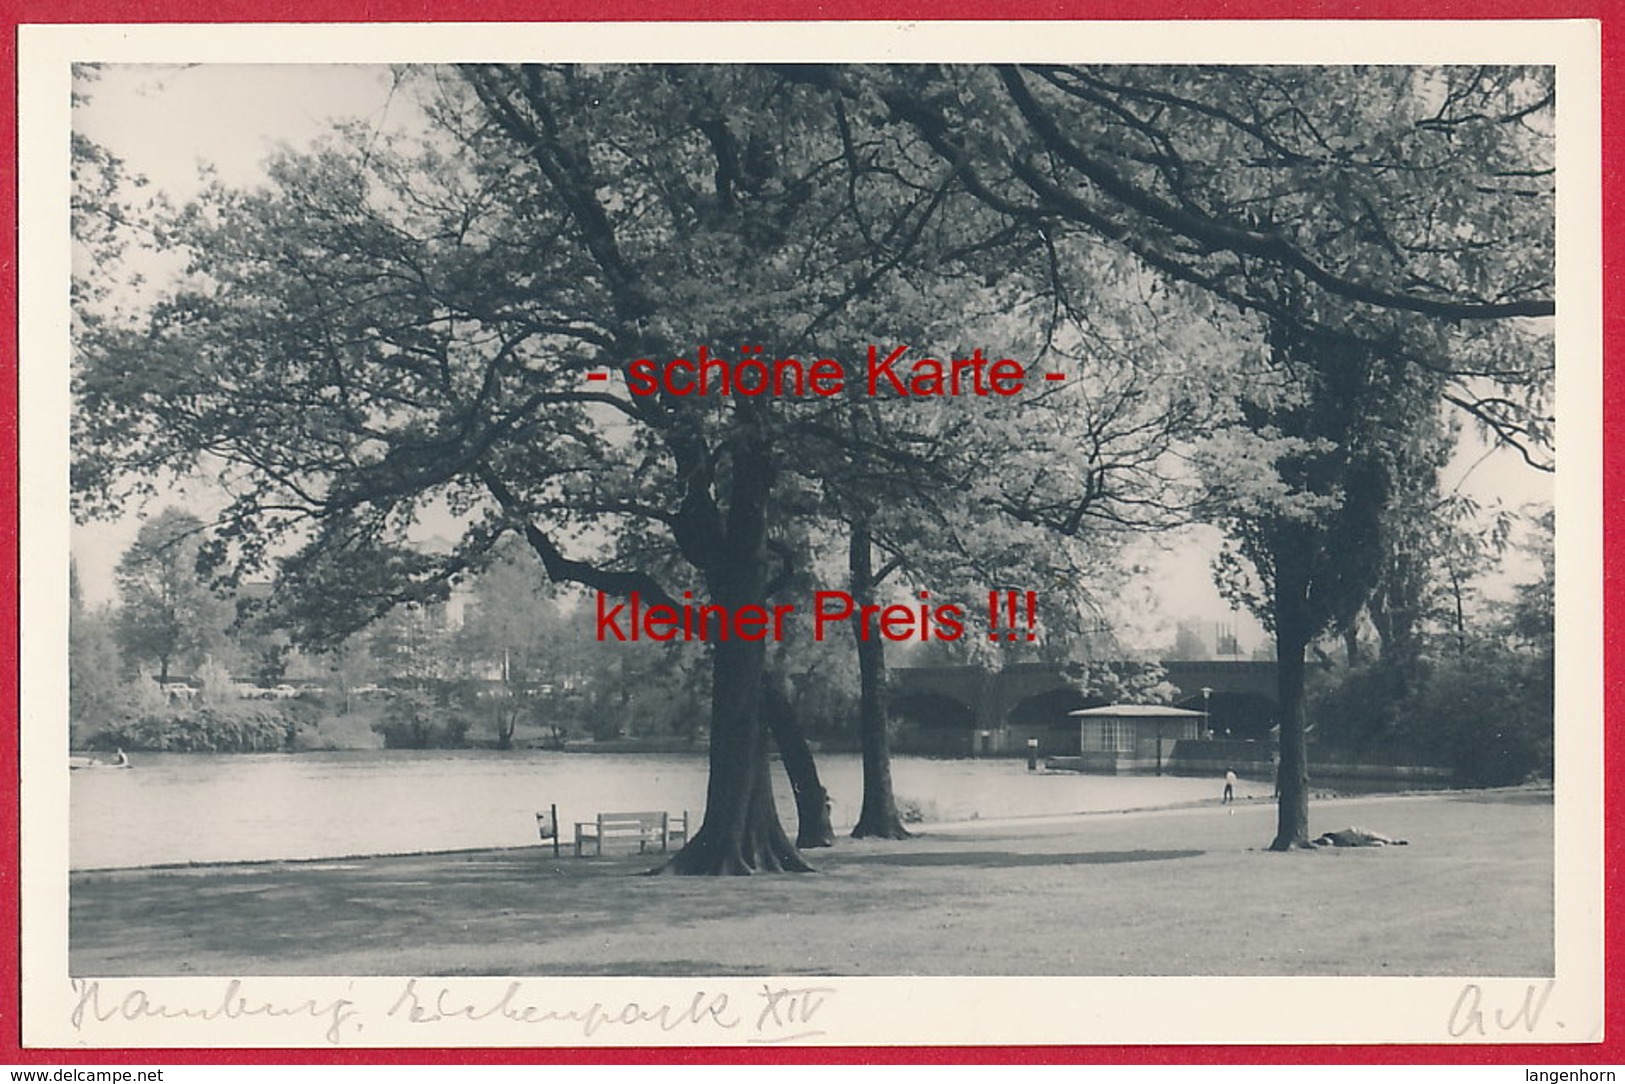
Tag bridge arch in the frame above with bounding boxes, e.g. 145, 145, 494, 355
889, 690, 978, 756
890, 659, 1281, 755
1171, 690, 1279, 741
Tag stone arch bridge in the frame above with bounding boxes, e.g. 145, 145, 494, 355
888, 660, 1280, 757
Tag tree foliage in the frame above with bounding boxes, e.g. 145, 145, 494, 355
112, 507, 233, 683
69, 560, 125, 742
868, 64, 1554, 459
1309, 508, 1553, 785
1069, 659, 1180, 706
1198, 321, 1462, 848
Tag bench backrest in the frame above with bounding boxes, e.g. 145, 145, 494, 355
598, 811, 667, 833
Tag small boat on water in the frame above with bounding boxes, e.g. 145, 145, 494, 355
69, 749, 131, 771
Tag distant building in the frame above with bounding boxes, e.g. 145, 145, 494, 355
1170, 619, 1245, 661
1066, 704, 1208, 774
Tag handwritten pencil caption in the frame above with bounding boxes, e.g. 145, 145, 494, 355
70, 977, 835, 1046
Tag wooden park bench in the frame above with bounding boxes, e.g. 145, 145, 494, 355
573, 810, 689, 857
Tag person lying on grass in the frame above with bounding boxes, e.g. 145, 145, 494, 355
1313, 827, 1409, 847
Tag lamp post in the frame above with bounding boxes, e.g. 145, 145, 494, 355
1201, 687, 1213, 740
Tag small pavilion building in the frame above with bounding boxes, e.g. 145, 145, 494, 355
1064, 704, 1209, 774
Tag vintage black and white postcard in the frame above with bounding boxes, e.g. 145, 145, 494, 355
16, 18, 1604, 1051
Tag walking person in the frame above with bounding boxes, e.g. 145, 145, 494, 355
1222, 767, 1236, 805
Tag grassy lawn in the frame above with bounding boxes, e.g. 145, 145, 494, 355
69, 788, 1551, 977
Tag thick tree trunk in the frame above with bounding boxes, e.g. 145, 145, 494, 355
765, 678, 835, 848
657, 433, 812, 875
848, 522, 911, 840
1270, 565, 1315, 851
660, 633, 811, 874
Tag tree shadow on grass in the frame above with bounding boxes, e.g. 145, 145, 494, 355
829, 849, 1203, 869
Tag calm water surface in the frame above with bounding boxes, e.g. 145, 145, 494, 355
69, 750, 1256, 870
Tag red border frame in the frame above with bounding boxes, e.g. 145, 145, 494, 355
3, 1, 1616, 1066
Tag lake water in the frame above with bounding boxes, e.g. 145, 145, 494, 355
69, 750, 1262, 870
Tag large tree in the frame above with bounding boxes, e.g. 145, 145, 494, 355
869, 64, 1554, 847
458, 65, 1006, 868
75, 64, 998, 873
1201, 323, 1451, 848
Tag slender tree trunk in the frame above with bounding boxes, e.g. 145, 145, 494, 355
848, 521, 911, 840
1270, 563, 1314, 851
765, 677, 835, 848
658, 435, 811, 875
1342, 625, 1362, 667
1449, 568, 1468, 655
